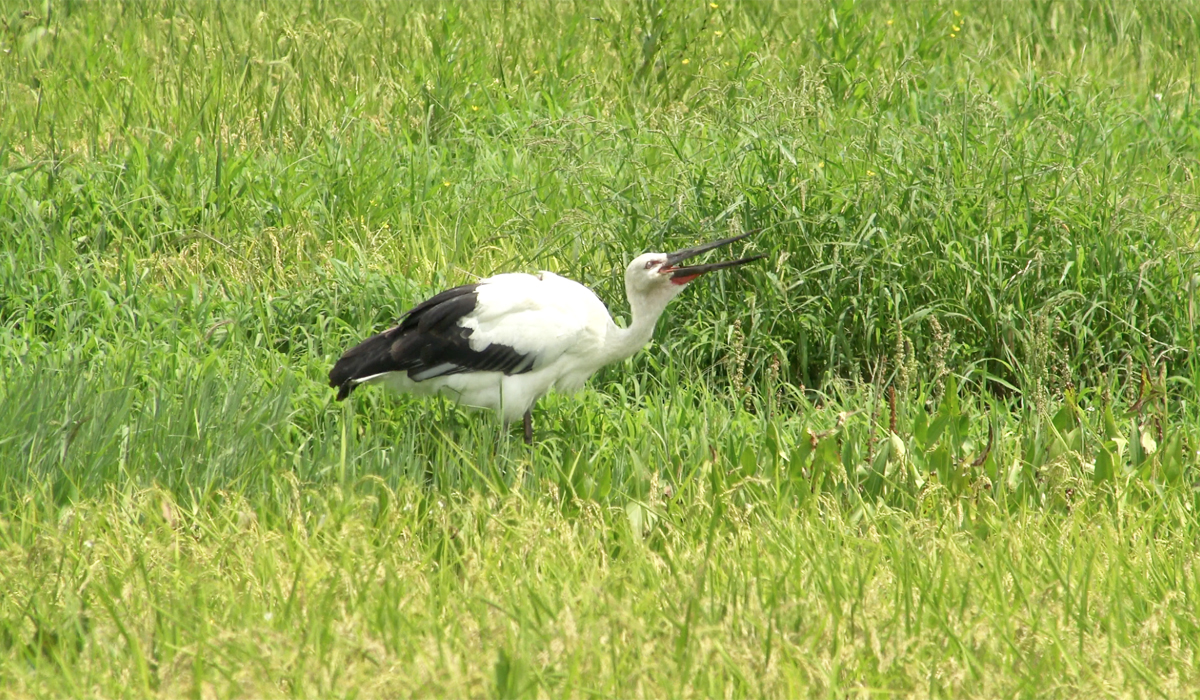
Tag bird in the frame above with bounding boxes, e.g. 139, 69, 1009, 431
328, 231, 764, 443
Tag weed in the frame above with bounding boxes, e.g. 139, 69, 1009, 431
2, 0, 1199, 696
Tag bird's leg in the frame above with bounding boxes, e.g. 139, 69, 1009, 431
523, 409, 533, 445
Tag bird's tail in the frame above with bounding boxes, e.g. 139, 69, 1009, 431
328, 328, 402, 401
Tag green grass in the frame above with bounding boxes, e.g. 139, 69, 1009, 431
2, 0, 1200, 696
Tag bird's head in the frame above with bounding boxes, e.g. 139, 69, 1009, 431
624, 231, 765, 304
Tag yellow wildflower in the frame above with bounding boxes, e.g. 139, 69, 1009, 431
682, 58, 690, 65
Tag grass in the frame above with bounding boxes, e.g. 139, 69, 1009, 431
1, 0, 1200, 696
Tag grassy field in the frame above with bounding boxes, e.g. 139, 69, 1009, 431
2, 0, 1200, 696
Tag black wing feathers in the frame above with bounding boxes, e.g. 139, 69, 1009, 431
328, 283, 535, 401
415, 293, 476, 334
399, 285, 477, 332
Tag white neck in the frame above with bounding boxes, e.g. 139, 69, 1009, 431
604, 287, 676, 363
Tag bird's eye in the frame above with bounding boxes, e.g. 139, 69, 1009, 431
645, 260, 657, 269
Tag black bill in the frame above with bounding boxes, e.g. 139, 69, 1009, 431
662, 230, 765, 282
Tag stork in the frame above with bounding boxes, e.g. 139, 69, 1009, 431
328, 232, 764, 443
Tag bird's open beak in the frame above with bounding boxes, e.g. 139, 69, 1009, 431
661, 231, 766, 285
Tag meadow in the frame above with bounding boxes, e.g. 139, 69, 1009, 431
2, 0, 1200, 696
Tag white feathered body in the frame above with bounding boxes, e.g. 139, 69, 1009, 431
364, 272, 620, 423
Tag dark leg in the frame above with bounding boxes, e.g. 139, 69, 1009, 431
523, 409, 533, 445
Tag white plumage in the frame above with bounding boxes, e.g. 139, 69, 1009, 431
329, 233, 762, 442
371, 272, 611, 421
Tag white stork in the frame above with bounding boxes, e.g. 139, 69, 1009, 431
329, 232, 764, 443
